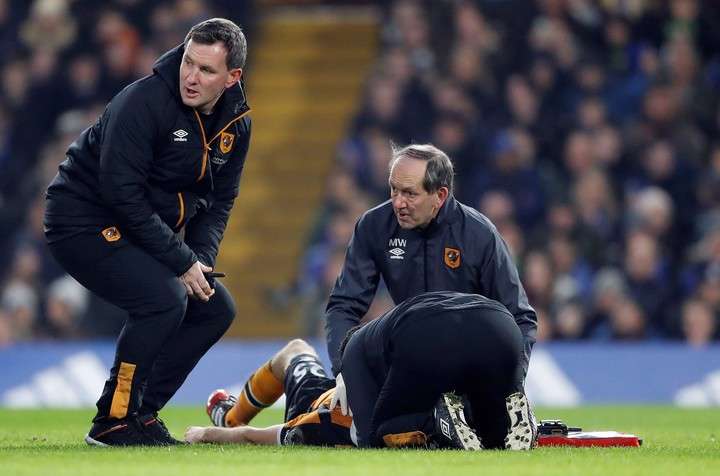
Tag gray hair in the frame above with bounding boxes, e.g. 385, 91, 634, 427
390, 143, 454, 194
184, 18, 247, 70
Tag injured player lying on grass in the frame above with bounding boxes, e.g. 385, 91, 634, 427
184, 338, 535, 450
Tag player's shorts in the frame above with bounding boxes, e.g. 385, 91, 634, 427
279, 354, 354, 447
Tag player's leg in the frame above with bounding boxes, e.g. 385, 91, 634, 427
208, 339, 319, 427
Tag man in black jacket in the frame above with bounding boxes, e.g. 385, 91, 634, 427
340, 291, 536, 450
326, 144, 537, 414
44, 18, 251, 446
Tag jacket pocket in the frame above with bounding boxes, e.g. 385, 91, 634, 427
147, 187, 204, 232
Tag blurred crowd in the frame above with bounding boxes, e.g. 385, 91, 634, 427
1, 0, 719, 348
297, 0, 720, 346
0, 0, 253, 345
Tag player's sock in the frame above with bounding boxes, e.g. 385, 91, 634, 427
226, 361, 283, 426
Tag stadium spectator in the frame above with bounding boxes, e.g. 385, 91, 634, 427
681, 298, 717, 348
43, 275, 89, 339
553, 300, 588, 341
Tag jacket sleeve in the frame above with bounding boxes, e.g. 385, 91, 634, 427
476, 224, 537, 380
324, 214, 380, 375
184, 117, 251, 267
98, 87, 197, 276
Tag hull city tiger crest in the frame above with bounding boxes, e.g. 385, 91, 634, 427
101, 226, 121, 242
219, 131, 235, 154
444, 247, 461, 269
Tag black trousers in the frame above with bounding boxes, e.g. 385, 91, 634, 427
343, 309, 523, 448
48, 231, 235, 421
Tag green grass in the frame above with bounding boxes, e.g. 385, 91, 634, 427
1, 406, 718, 476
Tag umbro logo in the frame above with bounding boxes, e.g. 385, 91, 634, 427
389, 237, 406, 260
440, 418, 451, 439
173, 129, 189, 142
389, 247, 405, 260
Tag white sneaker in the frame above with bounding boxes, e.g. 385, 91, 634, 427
433, 393, 483, 450
504, 392, 537, 450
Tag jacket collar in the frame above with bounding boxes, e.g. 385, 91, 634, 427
433, 195, 459, 227
153, 44, 250, 122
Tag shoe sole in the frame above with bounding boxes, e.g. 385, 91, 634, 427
504, 392, 534, 450
84, 434, 109, 447
442, 394, 483, 451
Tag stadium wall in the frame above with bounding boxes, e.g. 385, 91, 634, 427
1, 341, 718, 408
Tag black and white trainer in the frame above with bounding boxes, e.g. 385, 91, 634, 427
432, 392, 483, 450
503, 392, 538, 450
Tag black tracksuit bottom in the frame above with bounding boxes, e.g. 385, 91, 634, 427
48, 231, 235, 422
342, 305, 523, 448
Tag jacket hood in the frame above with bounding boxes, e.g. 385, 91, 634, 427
153, 44, 249, 114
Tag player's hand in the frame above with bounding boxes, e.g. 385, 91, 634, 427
330, 372, 349, 416
181, 261, 215, 302
184, 426, 206, 443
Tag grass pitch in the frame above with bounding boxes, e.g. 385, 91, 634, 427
1, 406, 718, 476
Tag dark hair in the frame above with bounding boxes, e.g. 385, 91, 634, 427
390, 143, 455, 194
184, 18, 247, 70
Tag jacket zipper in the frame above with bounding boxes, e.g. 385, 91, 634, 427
192, 108, 251, 183
423, 237, 428, 291
174, 192, 185, 229
192, 109, 211, 182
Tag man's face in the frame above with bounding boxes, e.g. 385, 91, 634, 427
179, 39, 242, 114
389, 157, 448, 229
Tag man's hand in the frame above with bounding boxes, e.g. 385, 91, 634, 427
184, 426, 207, 444
330, 372, 349, 416
181, 261, 215, 302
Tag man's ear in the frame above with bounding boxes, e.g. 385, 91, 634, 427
225, 68, 242, 88
436, 186, 449, 206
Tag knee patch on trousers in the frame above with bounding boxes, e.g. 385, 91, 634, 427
382, 431, 428, 448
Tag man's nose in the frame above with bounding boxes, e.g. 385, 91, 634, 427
185, 67, 198, 83
392, 195, 406, 209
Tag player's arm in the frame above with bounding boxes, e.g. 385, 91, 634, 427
325, 214, 380, 375
185, 424, 284, 445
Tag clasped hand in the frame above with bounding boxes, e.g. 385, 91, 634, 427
180, 261, 215, 301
